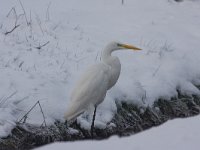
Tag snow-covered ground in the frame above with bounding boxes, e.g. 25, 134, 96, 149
0, 0, 200, 137
36, 114, 200, 150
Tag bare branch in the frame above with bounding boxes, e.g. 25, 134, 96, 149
4, 7, 20, 35
18, 0, 30, 25
0, 91, 18, 107
4, 24, 20, 35
35, 14, 44, 35
18, 100, 47, 127
46, 2, 51, 21
35, 41, 50, 49
29, 10, 32, 25
6, 7, 14, 17
18, 101, 38, 123
19, 61, 24, 68
152, 64, 161, 77
52, 22, 61, 31
38, 101, 47, 127
6, 7, 17, 18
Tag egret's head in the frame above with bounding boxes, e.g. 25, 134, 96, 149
107, 41, 142, 51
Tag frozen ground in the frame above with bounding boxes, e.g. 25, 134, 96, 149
0, 0, 200, 137
36, 114, 200, 150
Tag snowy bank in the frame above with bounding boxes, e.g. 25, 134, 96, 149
0, 95, 199, 150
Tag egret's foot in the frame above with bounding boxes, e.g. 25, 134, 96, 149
91, 126, 96, 139
64, 120, 69, 128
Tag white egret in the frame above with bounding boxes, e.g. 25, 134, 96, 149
64, 41, 142, 137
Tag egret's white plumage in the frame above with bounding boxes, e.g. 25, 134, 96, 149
64, 42, 141, 122
65, 64, 110, 121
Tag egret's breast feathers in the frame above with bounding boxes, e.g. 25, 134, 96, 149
70, 63, 110, 104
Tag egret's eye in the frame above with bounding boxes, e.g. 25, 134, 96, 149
117, 43, 122, 47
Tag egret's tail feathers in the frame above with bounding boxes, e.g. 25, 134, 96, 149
64, 109, 84, 121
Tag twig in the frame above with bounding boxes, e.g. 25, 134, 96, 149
19, 61, 24, 68
13, 96, 29, 105
6, 7, 17, 18
4, 91, 18, 101
4, 7, 21, 35
35, 14, 44, 35
46, 2, 51, 21
38, 101, 47, 127
52, 22, 61, 31
60, 60, 66, 69
28, 16, 33, 39
18, 0, 30, 25
4, 24, 20, 35
35, 41, 50, 49
5, 8, 20, 35
152, 64, 161, 77
6, 7, 14, 17
95, 52, 99, 62
0, 91, 18, 106
29, 10, 32, 25
0, 96, 5, 107
18, 100, 47, 127
18, 101, 39, 123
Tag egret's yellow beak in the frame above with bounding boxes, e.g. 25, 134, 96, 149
120, 43, 142, 50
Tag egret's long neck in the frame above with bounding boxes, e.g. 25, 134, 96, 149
101, 45, 121, 89
102, 46, 116, 63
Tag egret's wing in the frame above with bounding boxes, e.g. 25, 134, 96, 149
64, 63, 110, 121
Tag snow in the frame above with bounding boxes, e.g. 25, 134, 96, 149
0, 100, 17, 137
0, 0, 200, 137
36, 114, 200, 150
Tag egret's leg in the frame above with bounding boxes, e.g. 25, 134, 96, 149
91, 105, 97, 138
